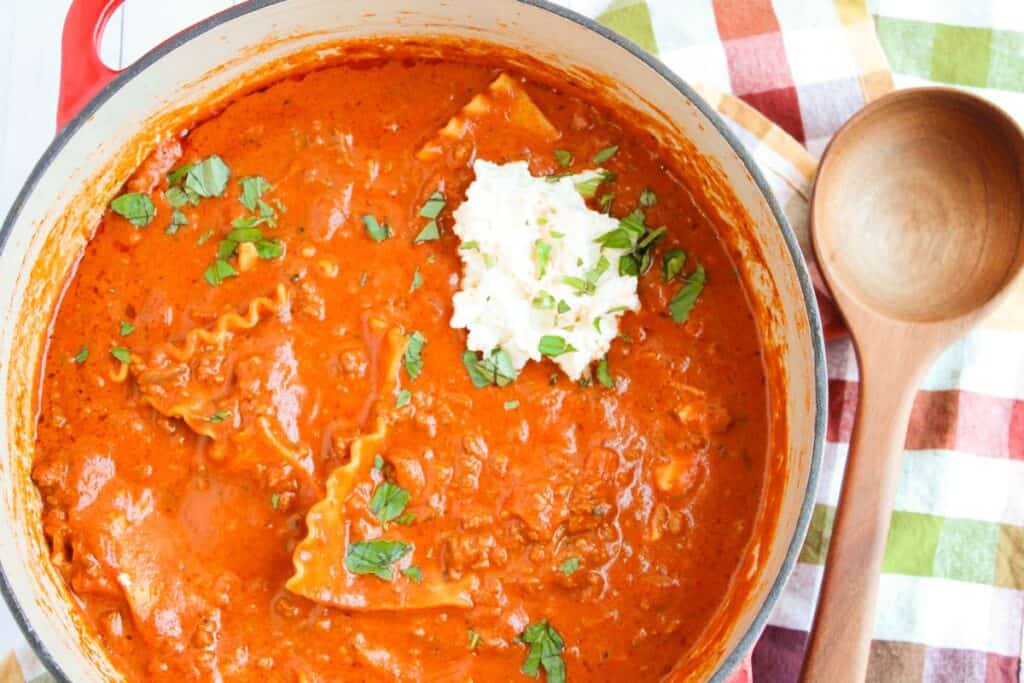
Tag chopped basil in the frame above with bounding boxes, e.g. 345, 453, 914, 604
118, 321, 135, 337
370, 482, 411, 526
539, 335, 575, 357
574, 169, 613, 199
206, 409, 232, 423
591, 145, 619, 164
230, 215, 270, 230
197, 230, 214, 245
462, 348, 517, 388
362, 214, 392, 242
459, 241, 480, 251
639, 187, 657, 207
519, 620, 566, 683
559, 557, 581, 575
596, 357, 613, 388
72, 346, 89, 364
663, 248, 687, 282
585, 255, 610, 289
255, 238, 283, 259
532, 291, 556, 310
556, 299, 570, 314
468, 629, 482, 650
394, 511, 416, 525
239, 176, 270, 212
410, 268, 424, 293
166, 209, 188, 235
669, 264, 706, 323
111, 192, 156, 227
482, 253, 496, 268
618, 253, 640, 277
504, 400, 520, 411
184, 155, 231, 198
419, 191, 446, 219
593, 317, 602, 333
606, 305, 630, 314
599, 192, 615, 213
204, 258, 238, 286
344, 539, 412, 581
561, 275, 592, 295
402, 565, 423, 584
414, 220, 440, 243
395, 389, 412, 408
166, 163, 194, 186
109, 347, 131, 364
164, 186, 189, 208
373, 454, 385, 471
553, 149, 573, 167
533, 240, 552, 280
403, 331, 426, 380
270, 492, 280, 509
217, 240, 239, 260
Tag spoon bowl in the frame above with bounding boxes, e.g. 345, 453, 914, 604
802, 88, 1024, 683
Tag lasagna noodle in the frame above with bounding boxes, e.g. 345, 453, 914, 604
416, 72, 559, 162
287, 324, 476, 610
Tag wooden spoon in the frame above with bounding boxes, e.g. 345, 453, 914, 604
801, 88, 1024, 682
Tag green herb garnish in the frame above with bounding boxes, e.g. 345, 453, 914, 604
164, 186, 189, 208
403, 331, 426, 380
344, 539, 413, 581
166, 209, 188, 235
206, 409, 232, 423
591, 145, 619, 164
167, 163, 194, 186
573, 169, 614, 199
519, 620, 566, 683
639, 187, 657, 207
556, 299, 570, 314
469, 629, 482, 650
596, 357, 613, 388
109, 347, 131, 364
539, 335, 575, 357
559, 557, 581, 575
419, 191, 446, 219
239, 176, 270, 212
532, 291, 556, 310
669, 264, 706, 323
402, 565, 423, 584
110, 192, 155, 227
203, 258, 238, 286
534, 240, 552, 280
370, 482, 411, 526
504, 400, 520, 411
270, 492, 280, 509
118, 321, 135, 337
663, 248, 686, 282
197, 229, 214, 245
373, 455, 385, 471
363, 214, 392, 242
72, 346, 89, 364
184, 155, 231, 198
462, 348, 518, 388
554, 149, 573, 167
414, 221, 440, 243
395, 389, 412, 408
410, 268, 424, 293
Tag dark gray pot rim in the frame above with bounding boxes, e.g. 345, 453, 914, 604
0, 2, 827, 680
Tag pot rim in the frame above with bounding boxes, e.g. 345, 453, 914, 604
0, 1, 827, 680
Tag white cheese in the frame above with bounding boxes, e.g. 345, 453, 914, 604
450, 159, 640, 380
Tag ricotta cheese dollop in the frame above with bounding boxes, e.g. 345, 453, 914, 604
450, 159, 640, 380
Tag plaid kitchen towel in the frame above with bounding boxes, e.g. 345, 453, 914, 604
3, 2, 1023, 682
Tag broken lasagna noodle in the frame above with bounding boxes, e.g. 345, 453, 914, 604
32, 43, 772, 682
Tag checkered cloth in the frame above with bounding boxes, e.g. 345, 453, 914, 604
3, 2, 1023, 682
557, 1, 1024, 682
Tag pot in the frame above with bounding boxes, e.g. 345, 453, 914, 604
0, 1, 826, 680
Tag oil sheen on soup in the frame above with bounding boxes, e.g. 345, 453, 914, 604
32, 44, 771, 682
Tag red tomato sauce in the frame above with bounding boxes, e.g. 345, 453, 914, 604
32, 44, 771, 681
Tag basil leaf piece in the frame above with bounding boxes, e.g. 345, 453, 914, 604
167, 163, 194, 186
217, 240, 238, 260
362, 214, 392, 241
165, 186, 189, 208
373, 454, 385, 471
534, 240, 552, 280
118, 321, 135, 337
206, 410, 232, 423
111, 192, 156, 227
270, 492, 281, 509
414, 220, 440, 243
166, 209, 188, 235
231, 215, 269, 229
395, 389, 412, 408
559, 557, 581, 575
468, 629, 482, 650
419, 191, 446, 219
561, 275, 592, 295
519, 620, 566, 683
463, 348, 518, 388
663, 248, 687, 282
370, 482, 411, 526
504, 400, 520, 411
596, 357, 613, 389
72, 346, 89, 364
394, 511, 416, 525
585, 255, 610, 288
462, 350, 492, 388
669, 264, 706, 323
344, 539, 413, 581
639, 187, 657, 207
556, 299, 571, 315
532, 291, 556, 310
203, 258, 238, 286
402, 565, 423, 584
197, 230, 214, 245
410, 268, 424, 293
239, 176, 270, 212
618, 253, 640, 277
553, 149, 573, 167
110, 347, 131, 364
591, 145, 619, 164
539, 335, 575, 357
184, 155, 231, 198
403, 331, 426, 380
226, 227, 263, 243
599, 192, 615, 213
255, 239, 283, 259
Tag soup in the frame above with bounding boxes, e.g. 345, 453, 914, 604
31, 42, 771, 681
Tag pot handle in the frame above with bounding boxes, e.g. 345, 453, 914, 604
58, 0, 125, 130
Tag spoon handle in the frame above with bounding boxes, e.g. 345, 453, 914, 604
800, 349, 928, 682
